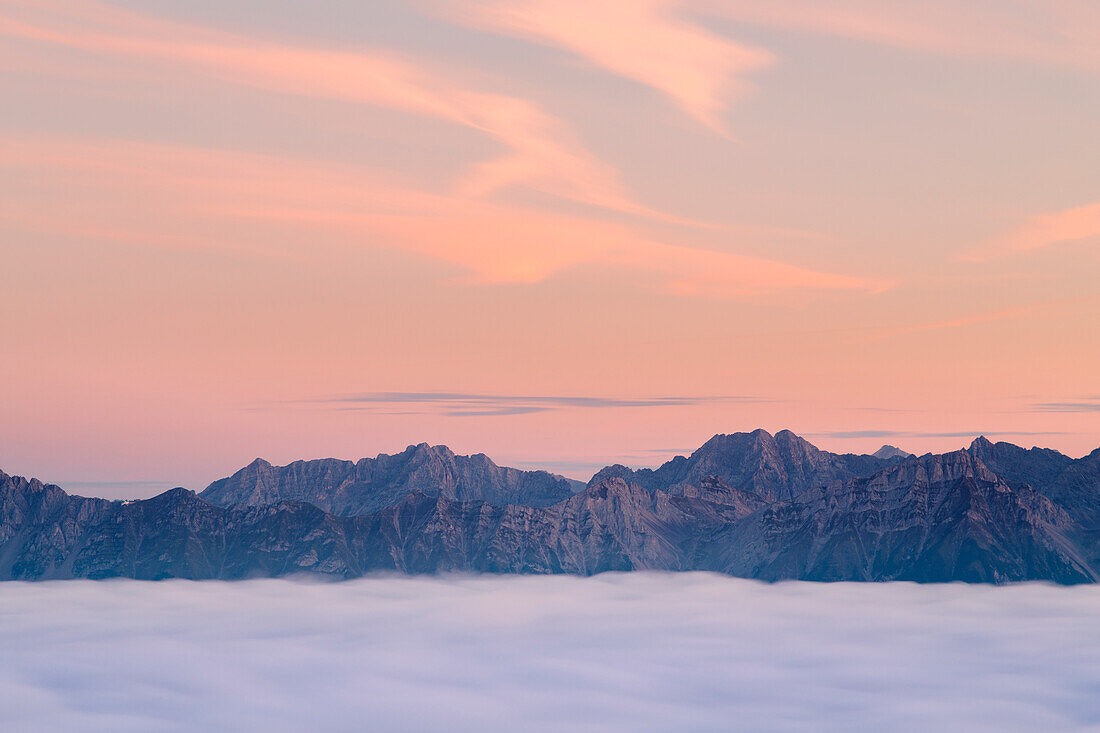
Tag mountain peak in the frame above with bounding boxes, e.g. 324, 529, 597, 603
200, 444, 577, 514
970, 436, 995, 451
873, 445, 913, 460
5, 433, 1100, 583
403, 443, 456, 459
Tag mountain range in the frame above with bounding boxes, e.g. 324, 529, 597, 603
3, 429, 1099, 583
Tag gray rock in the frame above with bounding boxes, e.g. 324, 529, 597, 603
199, 443, 583, 514
4, 436, 1100, 583
590, 429, 903, 501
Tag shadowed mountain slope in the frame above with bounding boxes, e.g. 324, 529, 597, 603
4, 438, 1099, 583
708, 450, 1094, 583
589, 429, 905, 501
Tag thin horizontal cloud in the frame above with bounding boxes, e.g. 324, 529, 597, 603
312, 391, 763, 417
1030, 397, 1100, 413
433, 0, 772, 133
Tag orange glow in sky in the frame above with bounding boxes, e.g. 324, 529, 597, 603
2, 0, 1098, 495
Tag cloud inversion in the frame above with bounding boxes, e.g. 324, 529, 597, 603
3, 574, 1100, 732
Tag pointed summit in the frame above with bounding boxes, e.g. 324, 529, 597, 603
872, 445, 913, 460
970, 436, 995, 452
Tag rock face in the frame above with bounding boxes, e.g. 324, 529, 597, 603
589, 429, 904, 501
199, 443, 584, 515
4, 433, 1100, 583
966, 437, 1100, 530
709, 451, 1094, 583
967, 436, 1073, 491
4, 431, 1100, 583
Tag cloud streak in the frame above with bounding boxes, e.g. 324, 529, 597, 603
967, 201, 1100, 261
1, 136, 882, 297
0, 0, 638, 214
1030, 398, 1100, 414
693, 0, 1100, 73
3, 575, 1100, 732
309, 391, 763, 416
434, 0, 772, 132
0, 1, 891, 300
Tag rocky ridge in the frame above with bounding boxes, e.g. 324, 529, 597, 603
3, 431, 1099, 583
199, 442, 584, 514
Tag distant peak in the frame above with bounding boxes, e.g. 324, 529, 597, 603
700, 429, 774, 448
149, 486, 198, 502
969, 436, 994, 451
405, 442, 454, 456
873, 445, 913, 460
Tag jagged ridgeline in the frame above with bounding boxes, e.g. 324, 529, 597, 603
3, 430, 1099, 583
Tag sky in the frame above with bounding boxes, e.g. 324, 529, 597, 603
2, 0, 1098, 495
4, 573, 1100, 731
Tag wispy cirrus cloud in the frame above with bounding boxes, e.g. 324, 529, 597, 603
432, 0, 772, 133
434, 0, 1100, 138
308, 391, 764, 417
0, 0, 637, 215
1, 136, 883, 296
693, 0, 1100, 73
965, 201, 1100, 261
0, 0, 890, 299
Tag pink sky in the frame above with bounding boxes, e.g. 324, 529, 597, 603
2, 0, 1098, 495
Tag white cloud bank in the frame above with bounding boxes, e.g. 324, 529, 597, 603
2, 573, 1100, 732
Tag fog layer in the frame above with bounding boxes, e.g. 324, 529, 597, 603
2, 574, 1099, 732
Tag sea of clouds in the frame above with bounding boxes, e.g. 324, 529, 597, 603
2, 573, 1100, 732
